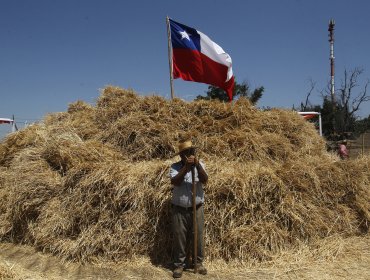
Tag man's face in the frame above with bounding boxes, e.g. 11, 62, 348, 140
180, 148, 195, 160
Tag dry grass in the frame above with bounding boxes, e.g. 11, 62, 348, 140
0, 260, 16, 280
0, 234, 369, 279
0, 86, 369, 266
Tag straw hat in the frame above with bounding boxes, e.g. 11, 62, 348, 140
175, 139, 196, 155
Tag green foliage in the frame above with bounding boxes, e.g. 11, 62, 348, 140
301, 98, 370, 139
354, 115, 370, 134
196, 80, 264, 104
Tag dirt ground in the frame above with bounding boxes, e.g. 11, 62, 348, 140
1, 235, 369, 280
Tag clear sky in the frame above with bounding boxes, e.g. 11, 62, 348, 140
1, 0, 370, 138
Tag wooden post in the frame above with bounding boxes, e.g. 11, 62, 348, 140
191, 166, 198, 273
166, 16, 175, 100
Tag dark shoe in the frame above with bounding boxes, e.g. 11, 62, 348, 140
173, 266, 184, 278
184, 261, 194, 270
196, 264, 207, 275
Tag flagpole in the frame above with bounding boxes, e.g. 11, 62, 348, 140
166, 16, 175, 100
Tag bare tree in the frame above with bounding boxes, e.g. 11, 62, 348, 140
300, 78, 316, 111
337, 67, 370, 132
299, 68, 370, 138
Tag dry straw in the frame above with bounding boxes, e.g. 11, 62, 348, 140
0, 261, 16, 279
0, 86, 369, 264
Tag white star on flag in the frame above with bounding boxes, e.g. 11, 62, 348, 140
178, 30, 190, 41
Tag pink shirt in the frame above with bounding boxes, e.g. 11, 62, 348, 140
338, 144, 349, 159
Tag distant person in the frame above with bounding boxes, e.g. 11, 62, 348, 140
338, 140, 349, 160
170, 137, 208, 278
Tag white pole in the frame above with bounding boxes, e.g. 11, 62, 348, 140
328, 19, 336, 132
11, 115, 15, 133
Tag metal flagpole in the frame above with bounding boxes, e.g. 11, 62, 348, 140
166, 16, 175, 100
328, 19, 336, 132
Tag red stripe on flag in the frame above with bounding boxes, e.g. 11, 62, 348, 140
173, 49, 234, 100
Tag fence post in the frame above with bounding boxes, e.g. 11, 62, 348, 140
362, 133, 365, 156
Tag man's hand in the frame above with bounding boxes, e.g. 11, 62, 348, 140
184, 155, 198, 171
171, 154, 207, 186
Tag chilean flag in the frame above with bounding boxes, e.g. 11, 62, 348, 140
169, 18, 235, 101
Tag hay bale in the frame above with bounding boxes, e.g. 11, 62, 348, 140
0, 147, 62, 241
0, 86, 369, 264
0, 261, 16, 279
0, 124, 46, 166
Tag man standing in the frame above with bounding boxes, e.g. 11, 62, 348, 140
338, 140, 349, 160
170, 138, 208, 278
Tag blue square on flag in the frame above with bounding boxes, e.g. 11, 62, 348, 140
170, 19, 200, 51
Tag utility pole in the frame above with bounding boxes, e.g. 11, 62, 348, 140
328, 19, 336, 133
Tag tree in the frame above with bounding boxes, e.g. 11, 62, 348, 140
300, 78, 316, 111
354, 114, 370, 134
195, 80, 264, 104
335, 67, 370, 133
298, 68, 370, 139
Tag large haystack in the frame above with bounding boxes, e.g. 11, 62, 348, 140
0, 86, 369, 263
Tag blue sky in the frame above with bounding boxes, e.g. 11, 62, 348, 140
1, 0, 370, 138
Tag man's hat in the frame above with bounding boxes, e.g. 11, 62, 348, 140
175, 139, 196, 156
